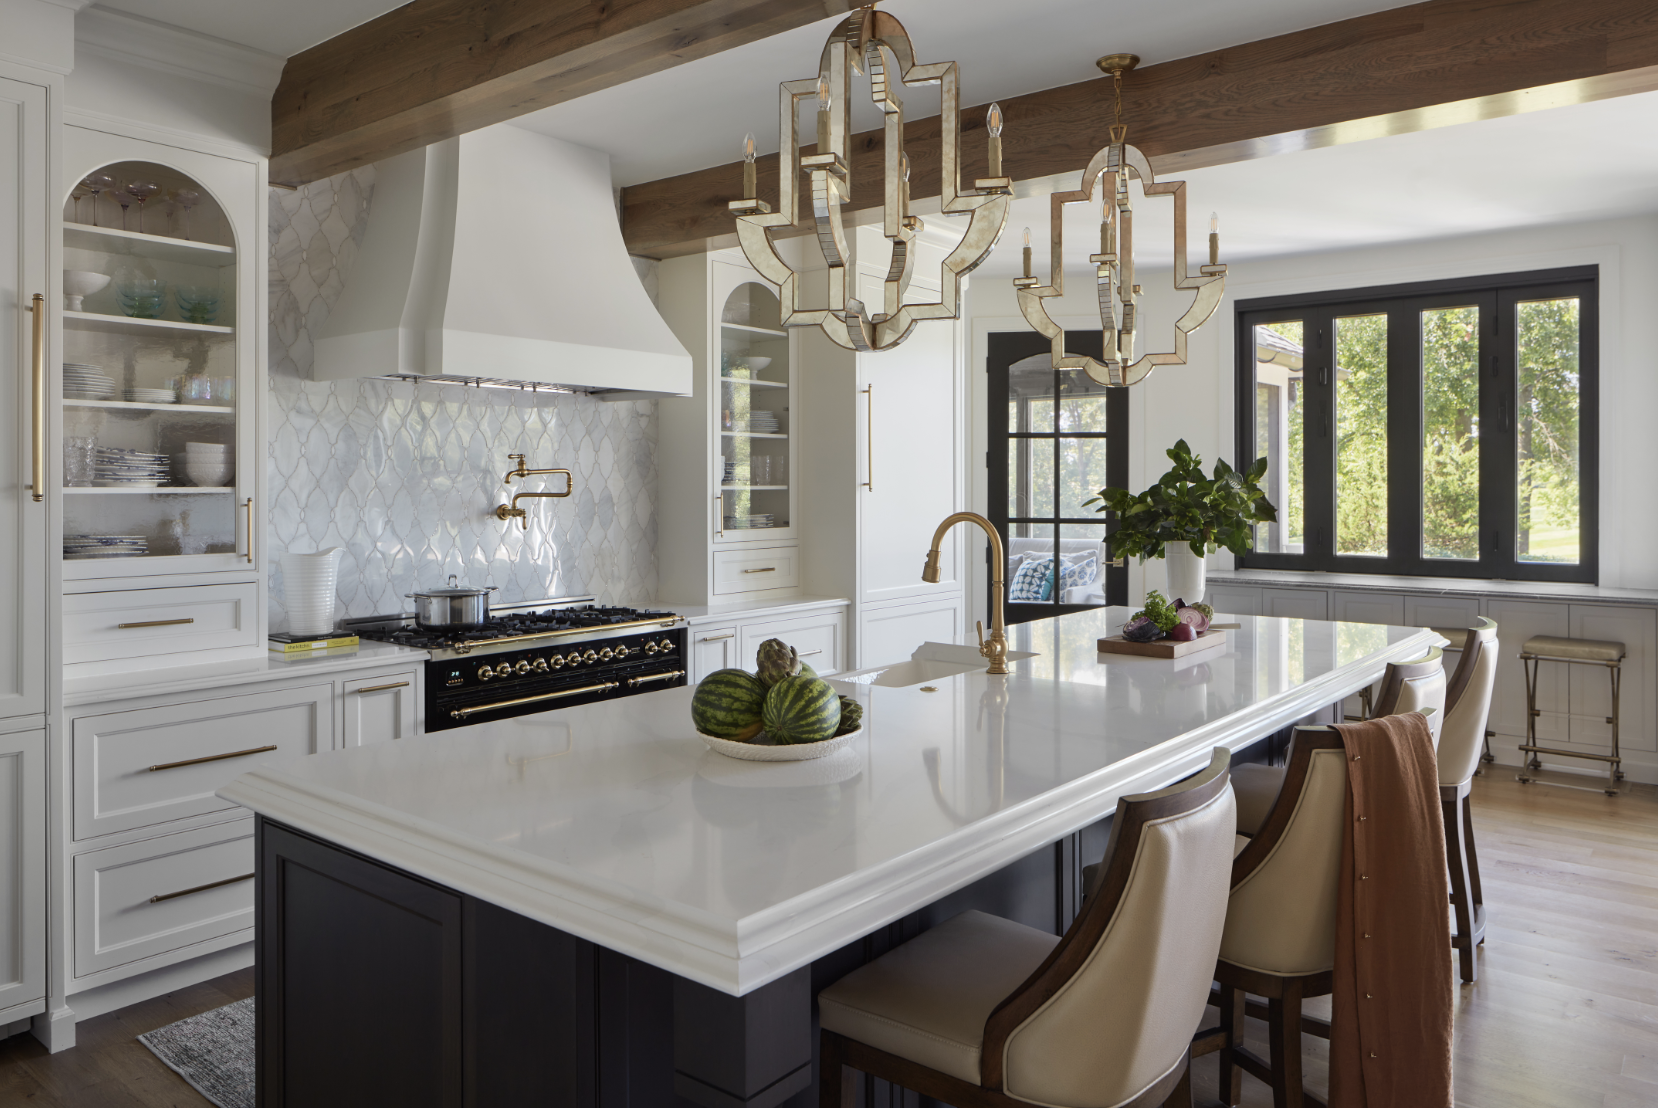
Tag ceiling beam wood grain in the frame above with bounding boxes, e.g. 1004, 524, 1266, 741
270, 0, 855, 185
620, 0, 1658, 258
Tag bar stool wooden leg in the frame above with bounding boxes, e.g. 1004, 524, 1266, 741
1218, 983, 1245, 1107
1268, 980, 1305, 1108
820, 1030, 847, 1108
1443, 785, 1484, 983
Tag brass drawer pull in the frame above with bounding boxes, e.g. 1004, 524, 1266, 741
150, 872, 254, 904
741, 566, 777, 574
798, 648, 824, 657
627, 669, 686, 688
149, 744, 278, 772
450, 682, 619, 720
118, 618, 195, 629
699, 632, 735, 642
353, 681, 410, 694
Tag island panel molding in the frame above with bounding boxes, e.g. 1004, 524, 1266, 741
220, 611, 1439, 995
270, 0, 860, 185
620, 0, 1658, 257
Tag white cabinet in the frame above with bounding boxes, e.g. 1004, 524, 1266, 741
690, 626, 739, 684
0, 726, 45, 1018
1261, 588, 1328, 621
1402, 594, 1481, 633
342, 671, 419, 747
1331, 590, 1403, 626
63, 582, 259, 667
861, 597, 965, 672
1205, 585, 1262, 618
1486, 600, 1570, 744
0, 73, 50, 725
713, 545, 800, 596
739, 612, 844, 676
1565, 604, 1655, 758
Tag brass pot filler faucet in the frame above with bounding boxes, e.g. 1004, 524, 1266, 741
495, 453, 574, 531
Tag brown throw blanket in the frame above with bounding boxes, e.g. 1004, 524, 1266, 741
1329, 713, 1453, 1108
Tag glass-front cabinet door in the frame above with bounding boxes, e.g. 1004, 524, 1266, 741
59, 137, 257, 581
714, 274, 795, 545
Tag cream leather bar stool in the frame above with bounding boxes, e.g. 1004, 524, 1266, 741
1437, 618, 1499, 983
1231, 649, 1447, 838
1517, 634, 1627, 795
1434, 625, 1497, 772
817, 749, 1237, 1108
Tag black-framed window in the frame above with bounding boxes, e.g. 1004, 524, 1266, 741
988, 331, 1128, 624
1235, 266, 1598, 582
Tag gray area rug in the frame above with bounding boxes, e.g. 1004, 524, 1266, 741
138, 997, 254, 1108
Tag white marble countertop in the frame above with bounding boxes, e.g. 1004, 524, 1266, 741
663, 595, 851, 625
65, 640, 430, 707
220, 608, 1435, 995
1212, 568, 1658, 607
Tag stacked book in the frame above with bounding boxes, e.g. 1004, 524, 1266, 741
269, 632, 360, 654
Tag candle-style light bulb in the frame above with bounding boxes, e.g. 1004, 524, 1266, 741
1021, 225, 1032, 278
1101, 188, 1113, 255
986, 102, 1004, 179
900, 151, 911, 218
1208, 210, 1220, 267
817, 76, 833, 156
742, 132, 757, 200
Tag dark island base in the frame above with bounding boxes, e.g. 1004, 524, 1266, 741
254, 732, 1293, 1108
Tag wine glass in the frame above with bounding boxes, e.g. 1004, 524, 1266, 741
82, 173, 114, 227
69, 185, 86, 224
114, 188, 132, 231
126, 180, 160, 234
173, 188, 200, 240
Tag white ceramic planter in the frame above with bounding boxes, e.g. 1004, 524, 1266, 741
1163, 543, 1206, 604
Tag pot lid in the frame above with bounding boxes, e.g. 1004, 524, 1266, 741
409, 574, 499, 598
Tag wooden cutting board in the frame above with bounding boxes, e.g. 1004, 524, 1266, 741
1097, 628, 1228, 659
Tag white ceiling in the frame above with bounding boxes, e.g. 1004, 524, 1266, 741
508, 0, 1401, 186
974, 89, 1658, 277
92, 0, 406, 58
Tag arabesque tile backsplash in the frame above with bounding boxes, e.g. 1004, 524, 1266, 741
267, 168, 658, 629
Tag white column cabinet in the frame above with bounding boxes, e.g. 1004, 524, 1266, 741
0, 72, 51, 725
0, 726, 45, 1020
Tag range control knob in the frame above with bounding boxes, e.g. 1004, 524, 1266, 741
613, 645, 630, 659
645, 642, 659, 654
515, 660, 531, 675
494, 662, 512, 678
658, 639, 676, 653
550, 655, 566, 669
565, 652, 582, 667
477, 666, 493, 682
532, 657, 549, 673
599, 647, 615, 661
582, 649, 599, 665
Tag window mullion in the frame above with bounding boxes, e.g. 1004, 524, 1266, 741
1306, 309, 1337, 569
1481, 290, 1512, 577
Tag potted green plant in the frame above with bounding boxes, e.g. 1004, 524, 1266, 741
1084, 439, 1277, 603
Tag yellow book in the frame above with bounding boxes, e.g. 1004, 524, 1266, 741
269, 635, 360, 654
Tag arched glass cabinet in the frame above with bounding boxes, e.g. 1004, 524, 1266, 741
717, 280, 793, 541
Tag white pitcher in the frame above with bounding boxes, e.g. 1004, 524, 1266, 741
281, 548, 343, 637
1163, 543, 1206, 605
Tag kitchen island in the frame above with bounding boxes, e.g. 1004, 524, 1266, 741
221, 608, 1437, 1108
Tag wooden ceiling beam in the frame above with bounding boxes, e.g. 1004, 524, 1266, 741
270, 0, 855, 186
620, 0, 1658, 258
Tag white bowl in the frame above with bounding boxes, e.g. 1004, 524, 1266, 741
697, 726, 860, 761
183, 462, 232, 487
63, 270, 111, 311
184, 441, 231, 452
745, 357, 773, 372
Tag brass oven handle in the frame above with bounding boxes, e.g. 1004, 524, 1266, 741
353, 681, 410, 694
699, 632, 735, 642
150, 744, 278, 772
715, 493, 724, 539
29, 294, 44, 503
862, 384, 873, 491
450, 681, 619, 719
150, 872, 254, 904
118, 618, 195, 629
242, 497, 254, 564
627, 669, 685, 688
741, 567, 776, 574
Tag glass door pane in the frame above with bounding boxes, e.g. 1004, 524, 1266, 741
1421, 305, 1481, 560
717, 282, 790, 538
1251, 321, 1303, 554
1515, 297, 1581, 564
1334, 313, 1388, 556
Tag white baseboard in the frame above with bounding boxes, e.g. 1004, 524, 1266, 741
48, 941, 253, 1049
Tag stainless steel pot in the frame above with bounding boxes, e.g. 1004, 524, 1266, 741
406, 574, 499, 629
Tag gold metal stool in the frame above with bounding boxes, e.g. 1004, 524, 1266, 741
1516, 634, 1626, 796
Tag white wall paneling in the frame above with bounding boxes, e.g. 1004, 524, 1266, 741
0, 727, 45, 1019
1206, 585, 1262, 618
1261, 588, 1328, 621
1565, 604, 1654, 758
1330, 590, 1404, 627
1486, 600, 1571, 747
1402, 594, 1482, 634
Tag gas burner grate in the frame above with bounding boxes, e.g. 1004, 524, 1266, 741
354, 605, 679, 651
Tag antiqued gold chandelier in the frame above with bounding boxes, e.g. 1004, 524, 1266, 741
1014, 54, 1227, 386
730, 6, 1011, 352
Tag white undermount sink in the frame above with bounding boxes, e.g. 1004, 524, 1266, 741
832, 641, 1039, 688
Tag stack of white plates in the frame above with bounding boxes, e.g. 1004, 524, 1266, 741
93, 447, 170, 487
177, 441, 233, 487
738, 413, 780, 433
64, 363, 115, 400
126, 387, 176, 404
64, 534, 148, 559
724, 514, 776, 530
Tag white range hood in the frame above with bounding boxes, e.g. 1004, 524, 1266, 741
314, 125, 691, 396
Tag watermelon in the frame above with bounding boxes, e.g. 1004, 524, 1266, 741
798, 662, 818, 681
835, 695, 863, 735
761, 675, 841, 745
692, 669, 766, 740
756, 639, 800, 686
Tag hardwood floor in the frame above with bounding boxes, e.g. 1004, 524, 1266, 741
0, 775, 1650, 1107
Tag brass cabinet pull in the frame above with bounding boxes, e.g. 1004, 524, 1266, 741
118, 618, 195, 629
150, 872, 254, 904
28, 294, 44, 503
627, 669, 685, 688
861, 384, 874, 491
699, 632, 735, 642
242, 497, 254, 564
149, 744, 278, 772
798, 648, 824, 657
353, 681, 410, 694
741, 566, 776, 574
450, 682, 619, 719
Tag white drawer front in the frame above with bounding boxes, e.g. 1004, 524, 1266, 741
74, 818, 254, 979
713, 546, 800, 595
74, 683, 331, 840
342, 670, 420, 747
65, 583, 259, 664
740, 613, 845, 676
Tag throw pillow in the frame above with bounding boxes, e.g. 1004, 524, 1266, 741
1059, 554, 1099, 592
1009, 556, 1054, 602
